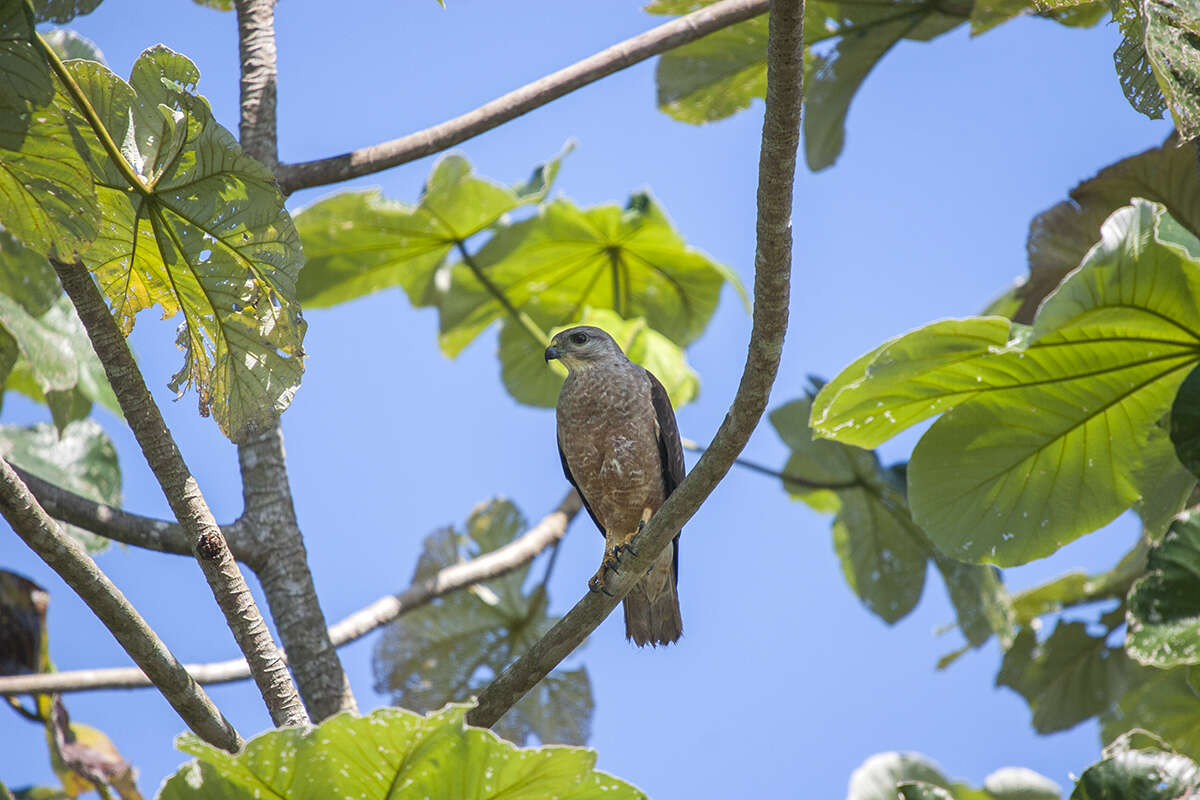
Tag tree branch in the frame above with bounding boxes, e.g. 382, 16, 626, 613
235, 0, 279, 169
50, 259, 308, 728
466, 0, 805, 730
274, 0, 769, 195
0, 492, 581, 696
0, 457, 242, 752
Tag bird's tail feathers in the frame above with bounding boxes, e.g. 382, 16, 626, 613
623, 568, 682, 647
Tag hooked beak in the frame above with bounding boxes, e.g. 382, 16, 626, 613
544, 345, 563, 363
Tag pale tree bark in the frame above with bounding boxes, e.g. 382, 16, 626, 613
51, 259, 308, 729
467, 0, 806, 729
233, 0, 358, 720
0, 458, 242, 752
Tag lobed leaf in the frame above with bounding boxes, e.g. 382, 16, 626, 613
160, 705, 643, 799
65, 47, 305, 441
373, 499, 592, 746
294, 147, 570, 309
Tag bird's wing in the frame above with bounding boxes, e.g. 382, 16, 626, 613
645, 368, 685, 584
558, 436, 604, 536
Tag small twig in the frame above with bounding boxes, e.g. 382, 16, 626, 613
275, 0, 770, 194
466, 0, 806, 730
0, 492, 581, 696
683, 440, 865, 490
0, 457, 241, 752
51, 259, 308, 728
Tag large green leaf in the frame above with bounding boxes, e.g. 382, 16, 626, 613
1127, 512, 1200, 668
997, 622, 1144, 734
294, 148, 568, 309
1016, 137, 1200, 323
160, 705, 643, 799
64, 47, 305, 442
0, 230, 63, 316
0, 5, 99, 260
439, 191, 741, 357
847, 752, 955, 800
373, 500, 592, 746
0, 420, 120, 552
30, 0, 103, 24
815, 200, 1200, 565
499, 307, 699, 409
1071, 746, 1200, 800
1103, 667, 1200, 760
933, 554, 1015, 650
41, 29, 104, 64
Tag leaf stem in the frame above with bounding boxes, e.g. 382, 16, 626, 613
454, 240, 550, 347
35, 34, 150, 197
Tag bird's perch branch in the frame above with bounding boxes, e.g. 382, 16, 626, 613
466, 0, 806, 730
0, 457, 242, 752
275, 0, 768, 195
50, 259, 308, 728
0, 492, 580, 696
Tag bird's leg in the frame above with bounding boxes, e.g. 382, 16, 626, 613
614, 507, 653, 560
588, 534, 622, 596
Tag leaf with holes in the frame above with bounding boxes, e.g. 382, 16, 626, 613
816, 200, 1200, 565
438, 191, 743, 357
1143, 0, 1200, 141
62, 47, 305, 441
1127, 512, 1200, 668
1071, 746, 1200, 800
373, 499, 591, 746
294, 147, 570, 309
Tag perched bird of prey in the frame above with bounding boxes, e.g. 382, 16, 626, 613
545, 325, 684, 647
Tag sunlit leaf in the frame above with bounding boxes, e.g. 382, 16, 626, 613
41, 29, 104, 64
373, 500, 591, 746
846, 752, 954, 800
1070, 746, 1200, 800
29, 0, 103, 24
0, 5, 99, 259
982, 767, 1062, 800
998, 622, 1144, 734
0, 420, 120, 551
0, 570, 49, 676
65, 47, 305, 441
1143, 0, 1200, 141
294, 147, 570, 309
1016, 136, 1200, 323
1134, 414, 1195, 537
499, 307, 699, 409
1127, 512, 1200, 667
439, 191, 742, 357
816, 201, 1200, 565
160, 705, 645, 799
1113, 0, 1168, 121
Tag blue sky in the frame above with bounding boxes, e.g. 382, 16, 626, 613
0, 0, 1174, 797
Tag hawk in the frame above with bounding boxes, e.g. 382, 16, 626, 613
545, 325, 684, 647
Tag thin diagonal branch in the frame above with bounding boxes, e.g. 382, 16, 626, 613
0, 492, 581, 696
275, 0, 769, 195
50, 259, 308, 728
466, 0, 805, 729
0, 457, 241, 752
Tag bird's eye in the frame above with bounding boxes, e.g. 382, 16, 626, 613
569, 332, 588, 346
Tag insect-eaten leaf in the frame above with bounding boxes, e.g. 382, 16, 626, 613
160, 705, 645, 799
47, 698, 141, 800
61, 47, 305, 442
1070, 744, 1199, 800
1127, 511, 1200, 668
813, 200, 1200, 566
0, 421, 120, 552
373, 499, 593, 746
294, 145, 572, 309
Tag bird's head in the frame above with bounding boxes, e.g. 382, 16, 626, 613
544, 325, 625, 371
